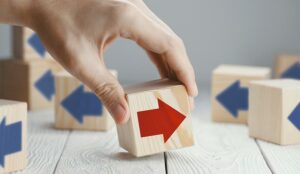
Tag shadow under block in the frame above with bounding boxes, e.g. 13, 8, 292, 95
117, 79, 194, 157
12, 26, 52, 61
0, 100, 27, 173
275, 54, 300, 79
211, 65, 271, 124
54, 71, 115, 131
249, 79, 300, 145
0, 59, 62, 110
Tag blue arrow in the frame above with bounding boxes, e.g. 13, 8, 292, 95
34, 70, 55, 101
288, 102, 300, 131
0, 118, 22, 167
27, 33, 46, 58
281, 62, 300, 79
61, 85, 103, 123
216, 80, 249, 118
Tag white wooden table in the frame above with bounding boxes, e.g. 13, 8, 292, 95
15, 91, 300, 174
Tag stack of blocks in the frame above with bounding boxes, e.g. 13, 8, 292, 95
0, 99, 27, 173
211, 65, 271, 124
117, 79, 194, 157
0, 27, 62, 110
54, 71, 115, 131
275, 55, 300, 79
249, 79, 300, 144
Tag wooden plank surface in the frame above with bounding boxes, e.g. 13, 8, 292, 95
166, 93, 272, 174
54, 128, 166, 174
16, 110, 70, 174
258, 140, 300, 174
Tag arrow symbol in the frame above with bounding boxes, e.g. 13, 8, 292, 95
137, 98, 186, 143
281, 62, 300, 80
288, 102, 300, 131
61, 85, 103, 123
27, 33, 46, 58
34, 70, 55, 101
216, 80, 249, 118
0, 118, 22, 167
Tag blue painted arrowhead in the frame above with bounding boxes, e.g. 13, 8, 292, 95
34, 70, 55, 101
61, 85, 103, 123
0, 117, 22, 167
288, 102, 300, 131
216, 80, 249, 118
281, 62, 300, 79
27, 33, 46, 58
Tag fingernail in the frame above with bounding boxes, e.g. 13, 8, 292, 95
110, 103, 128, 124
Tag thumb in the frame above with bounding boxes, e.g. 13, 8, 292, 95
93, 70, 129, 124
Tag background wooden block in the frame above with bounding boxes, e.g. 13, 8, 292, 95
211, 65, 271, 124
54, 71, 115, 131
275, 54, 300, 79
249, 79, 300, 145
117, 79, 194, 157
12, 26, 52, 61
0, 99, 27, 173
0, 59, 62, 110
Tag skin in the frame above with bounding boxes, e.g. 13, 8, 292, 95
0, 0, 198, 124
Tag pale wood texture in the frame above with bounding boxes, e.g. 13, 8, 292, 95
211, 64, 271, 124
7, 90, 300, 174
12, 27, 52, 61
0, 59, 62, 110
258, 140, 300, 174
275, 54, 300, 78
249, 79, 300, 145
54, 129, 165, 174
0, 100, 27, 173
117, 79, 194, 157
16, 110, 70, 174
166, 93, 272, 174
54, 71, 115, 131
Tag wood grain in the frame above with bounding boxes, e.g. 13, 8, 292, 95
117, 79, 194, 157
166, 96, 272, 174
54, 129, 166, 174
258, 140, 300, 174
16, 110, 70, 174
12, 26, 53, 61
0, 100, 27, 173
211, 64, 271, 124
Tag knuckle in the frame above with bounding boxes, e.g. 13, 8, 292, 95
93, 82, 120, 108
110, 1, 136, 19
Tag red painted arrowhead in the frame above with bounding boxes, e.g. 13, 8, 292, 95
137, 99, 186, 143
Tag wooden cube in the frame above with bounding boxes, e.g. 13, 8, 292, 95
54, 71, 115, 131
0, 59, 62, 110
12, 26, 52, 61
249, 79, 300, 145
211, 65, 271, 124
117, 79, 194, 157
0, 99, 27, 173
275, 54, 300, 79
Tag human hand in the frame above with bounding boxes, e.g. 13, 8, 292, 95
9, 0, 198, 124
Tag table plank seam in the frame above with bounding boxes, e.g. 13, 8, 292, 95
52, 130, 72, 174
255, 139, 275, 174
164, 152, 168, 174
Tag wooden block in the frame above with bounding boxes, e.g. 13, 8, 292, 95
249, 79, 300, 145
0, 99, 27, 173
211, 65, 271, 124
275, 54, 300, 79
12, 26, 52, 61
0, 59, 62, 110
117, 79, 194, 157
54, 71, 115, 131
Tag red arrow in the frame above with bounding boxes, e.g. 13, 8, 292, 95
137, 98, 186, 143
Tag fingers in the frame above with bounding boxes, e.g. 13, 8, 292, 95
92, 69, 129, 124
119, 5, 198, 98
